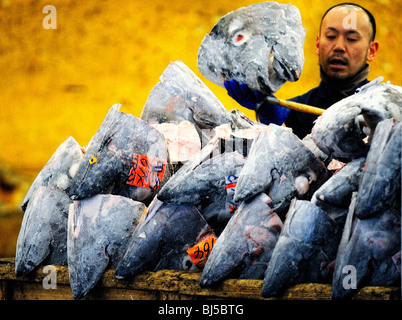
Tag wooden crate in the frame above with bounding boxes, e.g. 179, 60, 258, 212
0, 258, 400, 300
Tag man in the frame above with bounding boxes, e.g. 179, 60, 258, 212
225, 3, 379, 139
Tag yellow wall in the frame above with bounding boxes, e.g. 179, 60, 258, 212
1, 0, 401, 177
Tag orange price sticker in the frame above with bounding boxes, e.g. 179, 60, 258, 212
126, 154, 167, 190
186, 234, 217, 268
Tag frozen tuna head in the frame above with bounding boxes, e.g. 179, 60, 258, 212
262, 200, 341, 298
115, 198, 215, 280
21, 136, 84, 211
140, 61, 232, 129
312, 78, 402, 162
311, 157, 366, 226
200, 193, 283, 288
234, 124, 328, 215
158, 151, 246, 228
354, 119, 401, 219
331, 203, 401, 300
67, 194, 145, 299
15, 186, 72, 276
69, 104, 170, 205
198, 1, 306, 94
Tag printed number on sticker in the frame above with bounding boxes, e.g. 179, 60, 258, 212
126, 154, 167, 190
186, 234, 217, 268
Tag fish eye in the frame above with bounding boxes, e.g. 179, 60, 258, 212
232, 31, 249, 46
89, 155, 97, 165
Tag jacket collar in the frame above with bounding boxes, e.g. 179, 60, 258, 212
318, 64, 370, 98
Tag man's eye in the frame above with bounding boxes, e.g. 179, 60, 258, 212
347, 38, 358, 42
326, 35, 336, 40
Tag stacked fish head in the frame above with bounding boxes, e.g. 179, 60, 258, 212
115, 198, 215, 279
140, 61, 233, 131
329, 119, 401, 299
158, 149, 247, 231
313, 116, 401, 299
156, 122, 274, 231
331, 202, 401, 300
21, 136, 84, 211
311, 157, 366, 227
262, 200, 341, 298
15, 186, 72, 276
312, 78, 402, 162
16, 136, 83, 277
353, 118, 401, 219
200, 193, 283, 288
67, 194, 146, 299
234, 124, 329, 216
69, 104, 170, 205
197, 1, 306, 94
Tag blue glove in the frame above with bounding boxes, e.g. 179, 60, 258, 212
224, 79, 266, 110
257, 100, 291, 126
224, 79, 290, 126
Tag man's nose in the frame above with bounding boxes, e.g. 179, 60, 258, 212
333, 37, 346, 52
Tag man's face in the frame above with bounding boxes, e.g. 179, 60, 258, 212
316, 6, 379, 80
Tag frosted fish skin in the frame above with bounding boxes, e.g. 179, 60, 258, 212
15, 186, 72, 276
140, 61, 233, 129
312, 157, 366, 226
261, 200, 341, 298
198, 1, 305, 94
234, 124, 328, 216
354, 119, 401, 219
21, 136, 84, 211
312, 79, 402, 162
331, 205, 401, 300
69, 104, 170, 205
151, 121, 201, 164
200, 193, 283, 288
67, 194, 145, 299
115, 198, 214, 280
158, 151, 246, 228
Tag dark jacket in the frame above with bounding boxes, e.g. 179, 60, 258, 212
284, 79, 369, 139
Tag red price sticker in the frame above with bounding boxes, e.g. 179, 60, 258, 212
126, 154, 167, 190
186, 234, 217, 268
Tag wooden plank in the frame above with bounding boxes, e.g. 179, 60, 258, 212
5, 281, 159, 300
6, 280, 180, 300
8, 282, 74, 300
0, 258, 400, 300
352, 286, 401, 300
0, 260, 71, 284
81, 287, 158, 300
0, 258, 18, 281
0, 259, 183, 292
177, 272, 335, 300
119, 269, 185, 292
178, 271, 268, 300
0, 280, 7, 299
280, 283, 332, 300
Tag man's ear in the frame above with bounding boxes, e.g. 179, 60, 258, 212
315, 34, 320, 56
367, 41, 379, 62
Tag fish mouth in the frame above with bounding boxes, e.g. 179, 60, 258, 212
274, 57, 301, 82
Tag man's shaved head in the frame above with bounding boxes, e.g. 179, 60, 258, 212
320, 3, 376, 41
